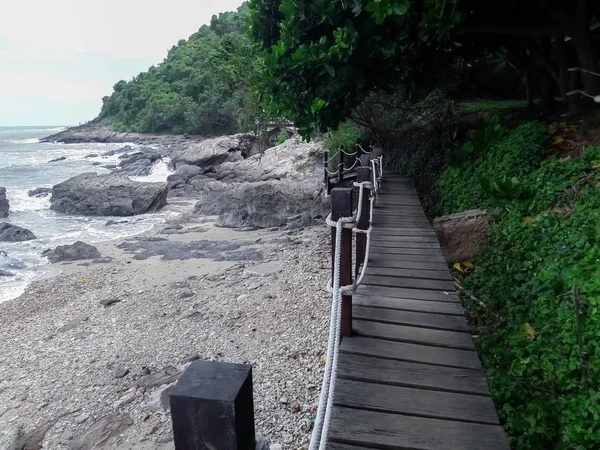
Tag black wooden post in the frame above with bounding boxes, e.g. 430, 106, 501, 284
170, 361, 255, 450
331, 188, 353, 340
355, 167, 371, 276
338, 146, 345, 184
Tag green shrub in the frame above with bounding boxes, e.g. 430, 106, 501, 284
323, 121, 364, 168
438, 118, 600, 449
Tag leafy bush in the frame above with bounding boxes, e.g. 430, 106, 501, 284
323, 121, 365, 168
437, 120, 600, 449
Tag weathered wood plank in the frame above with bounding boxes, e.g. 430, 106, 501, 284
353, 305, 468, 332
370, 228, 437, 236
362, 274, 455, 291
371, 241, 441, 250
368, 253, 446, 264
371, 235, 440, 243
368, 247, 444, 256
358, 285, 458, 302
367, 267, 452, 281
329, 407, 510, 450
368, 258, 448, 271
335, 379, 500, 424
353, 320, 474, 350
338, 353, 488, 394
341, 337, 481, 369
353, 295, 465, 315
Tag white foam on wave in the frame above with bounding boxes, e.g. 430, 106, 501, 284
129, 159, 174, 183
7, 189, 51, 212
4, 138, 40, 144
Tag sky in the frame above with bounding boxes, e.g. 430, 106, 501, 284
0, 0, 244, 126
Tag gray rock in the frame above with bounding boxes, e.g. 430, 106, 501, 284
92, 257, 114, 264
68, 414, 133, 450
46, 241, 101, 263
85, 153, 99, 158
50, 173, 168, 216
179, 291, 195, 299
171, 134, 256, 170
144, 385, 173, 413
48, 156, 67, 163
0, 187, 9, 218
100, 298, 121, 307
255, 435, 270, 450
135, 366, 180, 389
0, 425, 23, 450
0, 223, 36, 242
194, 180, 327, 229
117, 148, 162, 176
113, 368, 129, 379
433, 209, 488, 263
103, 164, 117, 169
102, 145, 133, 157
28, 187, 53, 198
0, 269, 14, 277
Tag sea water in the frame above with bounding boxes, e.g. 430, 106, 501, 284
0, 126, 175, 303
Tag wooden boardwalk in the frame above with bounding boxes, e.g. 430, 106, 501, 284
328, 174, 510, 450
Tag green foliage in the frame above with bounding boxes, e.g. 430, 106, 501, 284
248, 0, 461, 138
438, 118, 547, 215
457, 99, 530, 114
323, 121, 364, 169
98, 5, 261, 135
438, 120, 600, 448
274, 130, 288, 146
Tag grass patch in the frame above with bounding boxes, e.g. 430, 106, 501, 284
458, 99, 531, 114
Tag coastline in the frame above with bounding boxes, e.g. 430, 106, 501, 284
0, 122, 330, 449
0, 213, 329, 449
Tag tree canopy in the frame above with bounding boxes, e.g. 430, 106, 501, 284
98, 5, 261, 135
249, 0, 600, 138
249, 0, 461, 138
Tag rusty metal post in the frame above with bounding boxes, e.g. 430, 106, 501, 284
355, 167, 371, 276
331, 188, 353, 340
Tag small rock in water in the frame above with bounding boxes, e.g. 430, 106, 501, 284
0, 269, 14, 277
48, 156, 67, 163
0, 223, 36, 242
28, 187, 53, 198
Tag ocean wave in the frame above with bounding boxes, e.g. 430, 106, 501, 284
7, 189, 51, 212
129, 160, 174, 183
3, 138, 40, 144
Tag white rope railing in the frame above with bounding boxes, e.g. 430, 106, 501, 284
311, 180, 377, 450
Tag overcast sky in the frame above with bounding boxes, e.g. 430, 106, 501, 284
0, 0, 243, 126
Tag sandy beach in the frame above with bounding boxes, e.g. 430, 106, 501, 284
0, 208, 330, 449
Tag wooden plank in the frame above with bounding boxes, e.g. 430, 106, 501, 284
327, 443, 370, 450
353, 320, 474, 350
370, 241, 441, 249
341, 337, 481, 370
338, 354, 488, 394
376, 207, 427, 215
329, 407, 510, 450
367, 267, 452, 280
371, 235, 440, 243
368, 258, 448, 271
368, 247, 443, 256
370, 228, 437, 237
335, 379, 500, 424
368, 253, 446, 264
358, 285, 458, 302
353, 305, 468, 332
362, 274, 455, 292
353, 295, 464, 315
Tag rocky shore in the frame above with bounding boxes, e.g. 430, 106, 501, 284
0, 124, 332, 449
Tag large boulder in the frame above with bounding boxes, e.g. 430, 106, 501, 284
0, 223, 36, 242
46, 241, 101, 263
0, 187, 9, 218
194, 180, 327, 229
433, 209, 489, 263
171, 134, 257, 170
117, 148, 162, 176
50, 173, 168, 216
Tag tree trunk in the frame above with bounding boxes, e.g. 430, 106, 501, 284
525, 72, 535, 108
